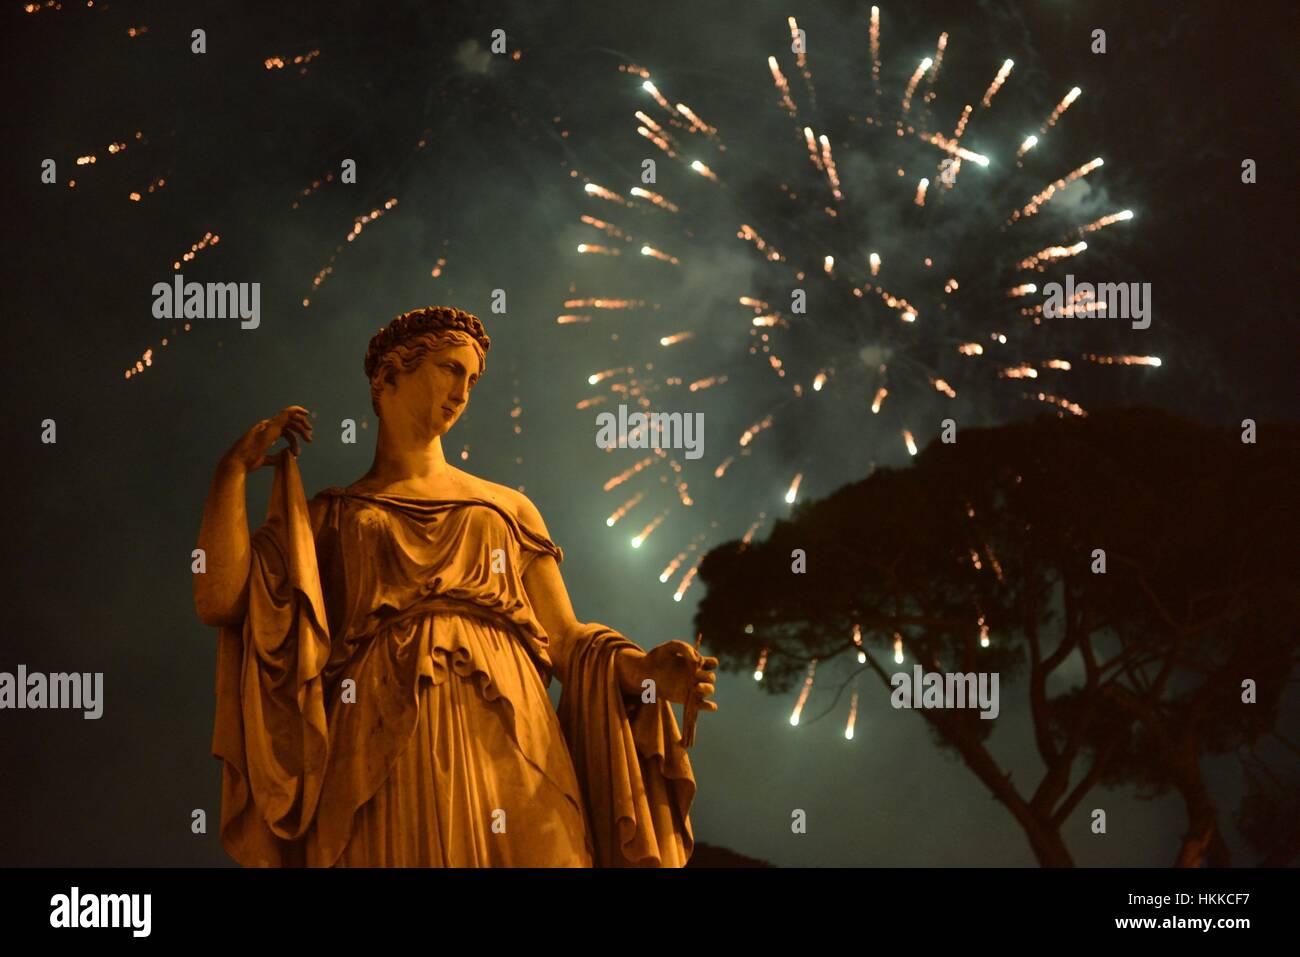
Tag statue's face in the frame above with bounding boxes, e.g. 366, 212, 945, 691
388, 341, 482, 435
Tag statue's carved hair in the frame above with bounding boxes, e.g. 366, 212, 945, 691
364, 306, 491, 416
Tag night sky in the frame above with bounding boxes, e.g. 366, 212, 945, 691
1, 0, 1294, 867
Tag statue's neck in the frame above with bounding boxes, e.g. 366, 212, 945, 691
365, 423, 450, 483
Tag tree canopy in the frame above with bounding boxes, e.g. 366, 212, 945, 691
695, 408, 1299, 865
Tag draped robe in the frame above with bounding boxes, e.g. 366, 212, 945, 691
210, 450, 695, 866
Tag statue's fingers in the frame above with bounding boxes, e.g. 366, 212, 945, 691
285, 430, 300, 456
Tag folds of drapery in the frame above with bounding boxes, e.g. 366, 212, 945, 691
212, 449, 330, 867
210, 448, 696, 867
556, 626, 696, 867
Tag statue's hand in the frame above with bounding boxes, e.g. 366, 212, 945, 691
222, 405, 314, 473
639, 640, 719, 711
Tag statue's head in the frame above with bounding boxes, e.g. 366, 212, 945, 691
364, 306, 491, 427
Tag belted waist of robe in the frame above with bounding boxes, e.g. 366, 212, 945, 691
354, 593, 552, 670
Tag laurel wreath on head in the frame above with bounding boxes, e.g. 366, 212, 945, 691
364, 306, 491, 381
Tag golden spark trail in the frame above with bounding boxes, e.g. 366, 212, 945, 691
918, 131, 989, 166
902, 58, 932, 113
739, 415, 775, 447
602, 456, 656, 490
1081, 354, 1162, 366
1038, 87, 1081, 135
173, 231, 220, 270
768, 56, 798, 116
926, 33, 948, 84
672, 556, 704, 601
1017, 241, 1087, 271
606, 491, 646, 526
659, 532, 707, 583
631, 510, 669, 548
580, 214, 625, 237
690, 160, 718, 182
787, 16, 817, 108
737, 224, 786, 262
980, 59, 1014, 109
264, 49, 320, 72
640, 244, 680, 265
784, 472, 803, 504
741, 514, 769, 544
588, 366, 634, 386
1027, 392, 1087, 416
1078, 209, 1134, 235
637, 125, 676, 158
302, 199, 397, 307
688, 375, 727, 391
789, 659, 817, 725
629, 188, 680, 212
803, 127, 824, 172
641, 79, 672, 111
583, 182, 631, 205
1000, 365, 1038, 379
953, 104, 973, 139
675, 102, 716, 136
819, 135, 843, 199
565, 297, 647, 309
869, 7, 882, 103
1009, 158, 1104, 223
128, 177, 165, 202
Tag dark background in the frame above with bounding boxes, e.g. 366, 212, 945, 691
0, 0, 1294, 866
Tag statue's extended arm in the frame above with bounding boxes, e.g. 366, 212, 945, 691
522, 552, 645, 693
515, 492, 714, 866
517, 492, 719, 709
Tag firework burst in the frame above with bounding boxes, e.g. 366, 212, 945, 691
564, 7, 1152, 618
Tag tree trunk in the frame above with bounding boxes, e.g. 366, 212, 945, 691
941, 718, 1076, 867
1024, 819, 1075, 867
1172, 739, 1231, 867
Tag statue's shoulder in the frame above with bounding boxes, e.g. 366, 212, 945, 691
453, 466, 525, 517
460, 469, 546, 536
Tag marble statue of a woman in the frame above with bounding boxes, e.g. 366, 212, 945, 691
193, 306, 718, 867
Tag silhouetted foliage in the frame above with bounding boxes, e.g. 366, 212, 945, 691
695, 408, 1299, 865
